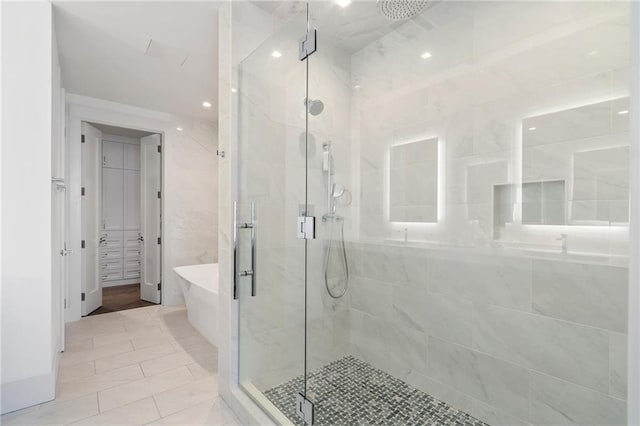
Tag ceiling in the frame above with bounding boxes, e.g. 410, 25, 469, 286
53, 2, 219, 123
250, 1, 445, 54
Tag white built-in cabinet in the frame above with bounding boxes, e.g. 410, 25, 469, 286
101, 139, 141, 284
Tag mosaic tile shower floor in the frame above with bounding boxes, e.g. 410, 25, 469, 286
264, 356, 489, 426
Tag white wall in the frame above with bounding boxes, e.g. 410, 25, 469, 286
51, 11, 66, 363
65, 94, 218, 322
1, 1, 58, 414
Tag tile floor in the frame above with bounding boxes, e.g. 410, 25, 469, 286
264, 356, 488, 426
1, 305, 241, 426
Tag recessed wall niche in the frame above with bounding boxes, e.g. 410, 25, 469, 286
389, 138, 438, 223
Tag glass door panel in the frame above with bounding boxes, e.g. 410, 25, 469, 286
236, 3, 309, 422
303, 1, 631, 425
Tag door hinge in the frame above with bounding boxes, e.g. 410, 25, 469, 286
64, 298, 67, 309
81, 293, 86, 302
157, 191, 161, 199
299, 29, 317, 61
157, 283, 161, 291
81, 187, 85, 196
81, 240, 85, 249
81, 134, 85, 143
157, 145, 162, 153
157, 237, 161, 245
297, 216, 316, 240
296, 393, 314, 425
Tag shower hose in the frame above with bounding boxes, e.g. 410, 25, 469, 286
324, 215, 349, 299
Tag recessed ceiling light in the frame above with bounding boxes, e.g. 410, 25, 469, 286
354, 85, 361, 89
176, 127, 183, 131
618, 110, 629, 115
271, 51, 282, 58
231, 87, 238, 93
202, 101, 212, 108
587, 50, 598, 57
335, 0, 352, 7
421, 51, 432, 59
528, 127, 537, 131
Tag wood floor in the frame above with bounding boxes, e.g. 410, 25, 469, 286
88, 283, 155, 315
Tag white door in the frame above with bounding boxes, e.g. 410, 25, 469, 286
102, 168, 124, 231
123, 143, 141, 171
81, 122, 103, 315
140, 134, 161, 304
124, 170, 141, 230
102, 140, 124, 168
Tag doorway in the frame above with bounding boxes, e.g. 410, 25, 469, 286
81, 121, 163, 316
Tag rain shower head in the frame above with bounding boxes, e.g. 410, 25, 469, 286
377, 0, 429, 21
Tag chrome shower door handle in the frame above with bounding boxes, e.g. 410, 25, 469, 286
250, 202, 257, 297
233, 201, 257, 300
233, 202, 239, 300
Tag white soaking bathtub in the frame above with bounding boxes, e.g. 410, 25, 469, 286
173, 263, 218, 346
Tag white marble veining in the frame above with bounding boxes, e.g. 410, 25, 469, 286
609, 331, 628, 400
164, 121, 219, 305
427, 253, 533, 310
472, 303, 610, 392
530, 372, 626, 426
532, 260, 628, 332
427, 337, 530, 420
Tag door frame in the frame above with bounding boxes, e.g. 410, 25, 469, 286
66, 95, 165, 322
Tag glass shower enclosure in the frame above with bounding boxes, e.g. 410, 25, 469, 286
233, 1, 632, 425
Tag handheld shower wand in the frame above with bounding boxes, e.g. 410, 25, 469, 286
321, 142, 349, 299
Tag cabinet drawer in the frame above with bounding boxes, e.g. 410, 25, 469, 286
123, 267, 141, 279
101, 248, 123, 260
101, 231, 123, 249
100, 259, 123, 271
101, 270, 123, 281
123, 231, 141, 248
124, 247, 141, 258
124, 258, 141, 269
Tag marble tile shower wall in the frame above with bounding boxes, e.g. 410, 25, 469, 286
236, 15, 353, 391
348, 243, 627, 425
230, 2, 631, 426
351, 2, 630, 255
344, 2, 630, 425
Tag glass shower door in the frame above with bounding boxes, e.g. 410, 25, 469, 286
300, 1, 632, 425
235, 3, 313, 423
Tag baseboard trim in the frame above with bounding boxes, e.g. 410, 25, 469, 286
1, 370, 56, 415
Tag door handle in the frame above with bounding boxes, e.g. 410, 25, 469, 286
233, 201, 257, 299
60, 242, 73, 256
